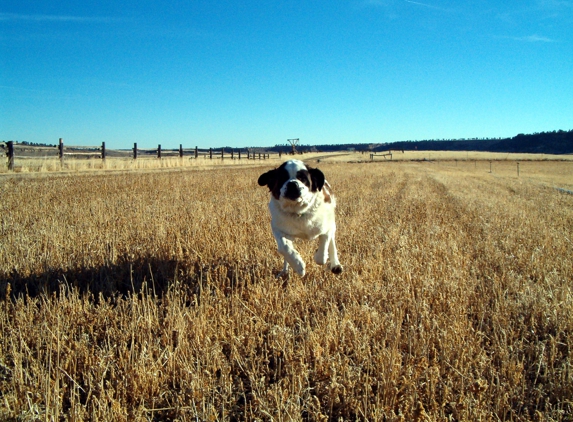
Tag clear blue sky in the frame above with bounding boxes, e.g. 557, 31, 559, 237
1, 1, 572, 149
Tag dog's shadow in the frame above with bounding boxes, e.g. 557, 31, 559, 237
0, 256, 268, 301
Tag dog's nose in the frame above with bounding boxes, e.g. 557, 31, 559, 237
285, 181, 301, 199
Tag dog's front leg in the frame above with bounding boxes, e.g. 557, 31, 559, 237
273, 230, 305, 277
314, 234, 330, 265
328, 235, 343, 274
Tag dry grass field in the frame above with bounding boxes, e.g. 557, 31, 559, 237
1, 157, 572, 421
3, 149, 571, 175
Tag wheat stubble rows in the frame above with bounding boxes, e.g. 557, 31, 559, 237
1, 162, 572, 421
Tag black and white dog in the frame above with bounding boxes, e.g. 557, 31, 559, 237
258, 159, 343, 277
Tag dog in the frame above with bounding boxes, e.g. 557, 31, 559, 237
258, 159, 343, 277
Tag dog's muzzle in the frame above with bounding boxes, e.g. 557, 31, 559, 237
284, 181, 301, 200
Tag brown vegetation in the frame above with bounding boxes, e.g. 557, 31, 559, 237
1, 159, 572, 420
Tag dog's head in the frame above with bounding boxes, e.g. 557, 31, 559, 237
258, 159, 325, 206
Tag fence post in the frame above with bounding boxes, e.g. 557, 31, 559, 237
221, 148, 224, 160
231, 149, 234, 159
517, 162, 520, 177
195, 146, 198, 159
7, 141, 14, 171
179, 144, 183, 158
209, 148, 212, 159
158, 144, 162, 159
238, 150, 241, 160
489, 161, 492, 173
59, 138, 64, 167
101, 142, 106, 161
133, 143, 137, 160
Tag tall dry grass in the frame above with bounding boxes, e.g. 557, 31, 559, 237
0, 160, 572, 421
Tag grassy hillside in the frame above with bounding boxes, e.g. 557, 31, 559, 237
1, 160, 572, 420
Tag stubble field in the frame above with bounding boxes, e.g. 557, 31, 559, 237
1, 158, 572, 421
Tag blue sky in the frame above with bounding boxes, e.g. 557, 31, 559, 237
1, 1, 572, 149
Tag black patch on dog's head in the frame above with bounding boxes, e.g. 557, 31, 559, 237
307, 167, 325, 192
258, 163, 290, 200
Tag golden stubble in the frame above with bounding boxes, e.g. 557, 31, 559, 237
0, 160, 572, 421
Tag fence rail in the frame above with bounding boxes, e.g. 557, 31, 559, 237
2, 139, 278, 171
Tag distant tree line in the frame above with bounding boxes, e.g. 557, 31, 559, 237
5, 129, 572, 155
269, 129, 573, 155
18, 141, 57, 147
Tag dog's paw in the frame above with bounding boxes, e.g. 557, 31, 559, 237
330, 264, 343, 275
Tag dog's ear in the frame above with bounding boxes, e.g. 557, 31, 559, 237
258, 169, 276, 189
308, 167, 325, 192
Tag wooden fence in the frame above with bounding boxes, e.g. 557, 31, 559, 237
2, 139, 277, 171
370, 149, 404, 161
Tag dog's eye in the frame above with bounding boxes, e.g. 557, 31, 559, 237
296, 170, 311, 187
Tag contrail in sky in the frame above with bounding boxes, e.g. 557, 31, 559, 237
0, 13, 119, 23
403, 0, 445, 11
512, 34, 556, 42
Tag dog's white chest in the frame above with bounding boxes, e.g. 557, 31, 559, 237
269, 199, 334, 241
